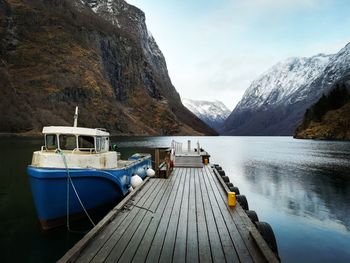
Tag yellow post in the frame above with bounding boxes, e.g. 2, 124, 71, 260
228, 192, 236, 207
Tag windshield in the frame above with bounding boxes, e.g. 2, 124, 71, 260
45, 134, 58, 150
78, 136, 95, 151
59, 135, 76, 150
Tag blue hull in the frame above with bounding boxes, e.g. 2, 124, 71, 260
27, 156, 151, 229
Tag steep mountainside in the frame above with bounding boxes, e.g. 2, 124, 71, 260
182, 98, 230, 131
295, 78, 350, 140
223, 43, 350, 135
0, 0, 217, 135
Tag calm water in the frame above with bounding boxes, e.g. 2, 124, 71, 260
0, 136, 349, 262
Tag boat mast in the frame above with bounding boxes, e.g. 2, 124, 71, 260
73, 106, 78, 127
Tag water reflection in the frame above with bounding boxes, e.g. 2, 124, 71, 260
243, 161, 350, 233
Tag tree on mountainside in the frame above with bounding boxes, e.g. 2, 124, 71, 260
328, 83, 349, 110
300, 83, 350, 128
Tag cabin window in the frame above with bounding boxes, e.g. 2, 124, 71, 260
96, 137, 101, 152
78, 136, 95, 151
105, 137, 109, 151
59, 135, 77, 150
101, 137, 106, 151
46, 134, 58, 150
96, 137, 108, 152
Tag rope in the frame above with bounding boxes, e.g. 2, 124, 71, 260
117, 203, 154, 214
132, 204, 154, 213
57, 150, 96, 231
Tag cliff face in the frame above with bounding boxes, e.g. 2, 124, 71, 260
0, 0, 217, 135
295, 78, 350, 140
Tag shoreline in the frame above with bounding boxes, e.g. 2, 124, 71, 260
0, 132, 216, 138
1, 132, 349, 141
293, 134, 350, 142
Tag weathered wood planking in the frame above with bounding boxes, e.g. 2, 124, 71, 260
60, 166, 279, 263
186, 168, 199, 263
59, 177, 151, 263
209, 167, 278, 263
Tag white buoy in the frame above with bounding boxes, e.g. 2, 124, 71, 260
146, 168, 155, 177
128, 186, 134, 192
131, 174, 143, 188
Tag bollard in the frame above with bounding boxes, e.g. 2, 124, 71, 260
228, 191, 236, 207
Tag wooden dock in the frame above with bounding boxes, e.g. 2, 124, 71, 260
60, 165, 279, 263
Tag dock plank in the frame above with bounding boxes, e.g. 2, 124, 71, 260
197, 168, 227, 263
61, 164, 279, 263
172, 167, 191, 263
132, 169, 182, 262
203, 166, 253, 263
194, 167, 213, 263
158, 168, 187, 263
144, 168, 185, 263
90, 179, 163, 262
75, 178, 155, 263
117, 178, 172, 263
207, 166, 266, 263
201, 167, 240, 263
186, 168, 199, 263
215, 165, 278, 263
104, 180, 168, 262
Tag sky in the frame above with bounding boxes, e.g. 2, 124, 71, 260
127, 0, 350, 109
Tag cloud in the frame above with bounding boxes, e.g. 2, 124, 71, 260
234, 0, 329, 11
128, 0, 347, 110
173, 52, 282, 110
301, 38, 350, 57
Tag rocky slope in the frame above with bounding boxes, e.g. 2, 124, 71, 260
0, 0, 217, 135
295, 78, 350, 140
182, 98, 230, 131
223, 43, 350, 135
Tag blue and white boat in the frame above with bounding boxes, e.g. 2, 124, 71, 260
27, 107, 153, 229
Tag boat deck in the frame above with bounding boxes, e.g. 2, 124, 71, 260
173, 154, 203, 168
60, 166, 278, 263
117, 160, 134, 167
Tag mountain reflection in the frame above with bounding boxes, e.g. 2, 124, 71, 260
243, 160, 350, 231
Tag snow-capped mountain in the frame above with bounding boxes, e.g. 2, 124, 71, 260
223, 43, 350, 135
238, 54, 331, 110
182, 98, 231, 131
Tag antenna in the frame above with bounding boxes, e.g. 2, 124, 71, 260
73, 106, 78, 127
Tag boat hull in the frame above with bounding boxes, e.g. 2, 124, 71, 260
27, 156, 151, 229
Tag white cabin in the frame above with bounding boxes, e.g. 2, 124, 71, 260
42, 126, 110, 153
31, 126, 119, 169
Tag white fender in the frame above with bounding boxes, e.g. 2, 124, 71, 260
131, 174, 143, 188
146, 168, 155, 177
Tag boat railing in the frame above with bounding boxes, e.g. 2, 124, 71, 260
171, 140, 200, 156
171, 140, 183, 154
77, 148, 96, 154
40, 146, 96, 154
